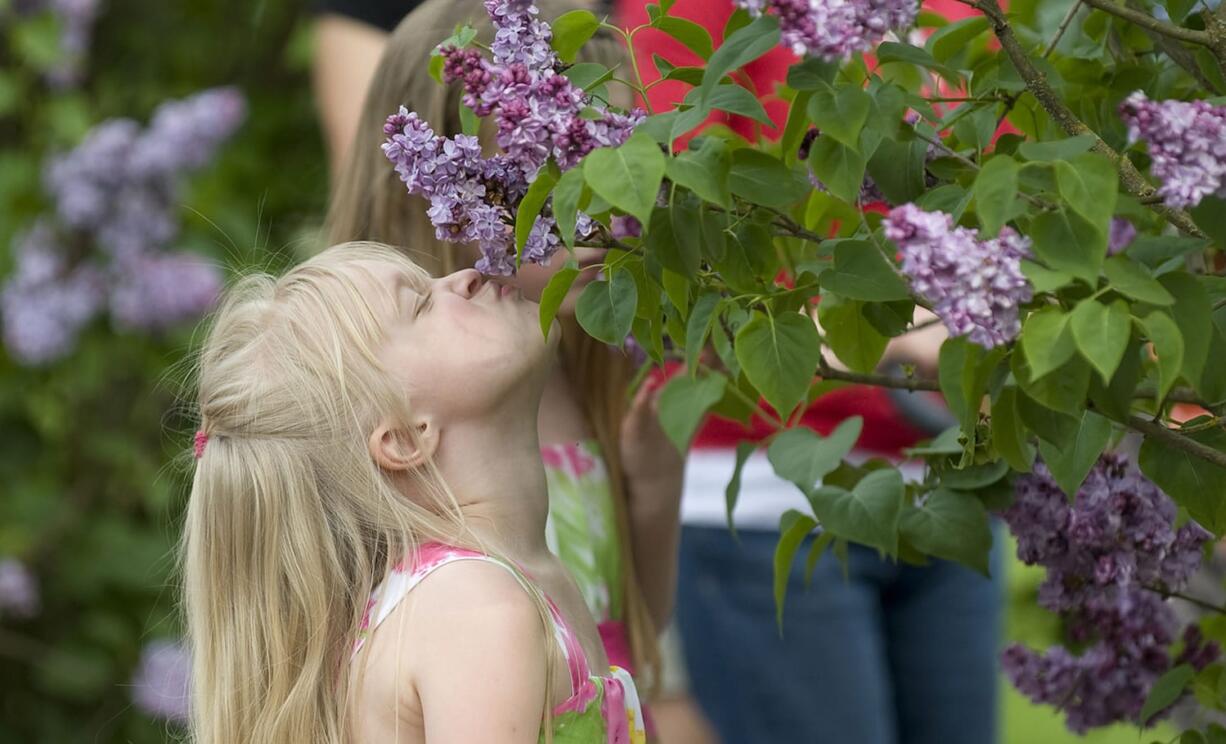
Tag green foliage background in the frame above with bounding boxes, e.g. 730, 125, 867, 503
0, 1, 325, 740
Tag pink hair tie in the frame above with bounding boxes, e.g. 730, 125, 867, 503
193, 430, 209, 459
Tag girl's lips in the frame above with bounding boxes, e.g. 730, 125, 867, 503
499, 284, 519, 299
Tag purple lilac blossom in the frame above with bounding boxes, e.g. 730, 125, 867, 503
884, 203, 1032, 348
109, 251, 223, 332
999, 454, 1215, 732
386, 0, 643, 275
1, 223, 106, 365
735, 0, 919, 60
130, 639, 191, 723
1119, 92, 1226, 209
129, 87, 247, 177
14, 0, 101, 87
1108, 218, 1137, 255
0, 559, 40, 618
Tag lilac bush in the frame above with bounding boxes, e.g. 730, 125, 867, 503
2, 88, 240, 365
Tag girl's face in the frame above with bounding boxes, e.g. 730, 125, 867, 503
377, 266, 553, 418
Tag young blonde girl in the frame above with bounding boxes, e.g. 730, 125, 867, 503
183, 241, 647, 743
324, 0, 683, 688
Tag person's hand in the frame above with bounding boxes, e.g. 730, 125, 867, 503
619, 374, 685, 491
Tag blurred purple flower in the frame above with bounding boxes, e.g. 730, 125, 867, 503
736, 0, 918, 60
0, 559, 40, 618
109, 251, 223, 332
131, 639, 191, 723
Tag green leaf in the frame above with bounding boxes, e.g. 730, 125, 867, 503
1013, 344, 1092, 416
725, 441, 756, 533
515, 164, 559, 256
1017, 389, 1081, 447
678, 84, 773, 131
658, 373, 728, 452
973, 155, 1019, 236
459, 102, 479, 136
655, 16, 714, 59
819, 241, 911, 301
553, 168, 585, 249
538, 267, 579, 338
1140, 425, 1226, 535
1141, 311, 1185, 403
669, 197, 703, 277
1021, 260, 1073, 293
781, 90, 815, 167
875, 41, 960, 82
822, 298, 888, 374
13, 13, 65, 70
1140, 664, 1195, 726
1021, 307, 1076, 381
1030, 207, 1105, 285
809, 469, 905, 555
1016, 134, 1097, 161
807, 84, 872, 150
551, 10, 601, 63
786, 57, 839, 90
1037, 411, 1113, 496
938, 336, 1003, 439
699, 15, 780, 109
992, 386, 1035, 471
1103, 255, 1175, 305
940, 459, 1009, 490
735, 311, 822, 418
583, 132, 666, 225
1160, 272, 1212, 398
809, 135, 867, 205
728, 149, 810, 209
774, 510, 818, 631
866, 137, 927, 205
635, 111, 682, 145
563, 62, 615, 94
1192, 197, 1226, 250
928, 16, 991, 61
1070, 300, 1131, 383
575, 269, 638, 345
685, 292, 721, 372
1054, 153, 1118, 231
899, 488, 993, 575
767, 417, 864, 495
666, 137, 732, 208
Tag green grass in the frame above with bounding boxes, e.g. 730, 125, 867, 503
1000, 539, 1177, 744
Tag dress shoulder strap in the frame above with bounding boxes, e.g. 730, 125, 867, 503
352, 543, 592, 697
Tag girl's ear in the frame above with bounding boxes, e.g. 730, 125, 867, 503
368, 416, 439, 472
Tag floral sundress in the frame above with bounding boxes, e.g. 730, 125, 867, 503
353, 543, 647, 744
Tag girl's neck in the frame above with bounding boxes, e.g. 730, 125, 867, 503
429, 394, 554, 563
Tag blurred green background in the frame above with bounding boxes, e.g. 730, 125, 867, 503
0, 0, 1186, 741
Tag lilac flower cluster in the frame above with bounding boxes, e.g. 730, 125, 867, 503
883, 204, 1032, 348
0, 559, 40, 619
1000, 454, 1216, 733
735, 0, 918, 61
130, 639, 191, 723
2, 88, 242, 365
384, 0, 642, 275
1119, 92, 1226, 209
1108, 217, 1137, 255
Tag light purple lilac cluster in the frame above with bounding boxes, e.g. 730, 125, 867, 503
735, 0, 918, 60
1119, 92, 1226, 209
883, 203, 1032, 348
2, 88, 242, 365
1000, 454, 1216, 733
130, 639, 191, 723
14, 0, 101, 87
383, 0, 642, 276
0, 558, 40, 619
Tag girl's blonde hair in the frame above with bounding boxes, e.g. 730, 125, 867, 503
324, 0, 661, 687
182, 242, 558, 743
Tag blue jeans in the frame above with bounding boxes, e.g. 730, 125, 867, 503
675, 525, 1002, 744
